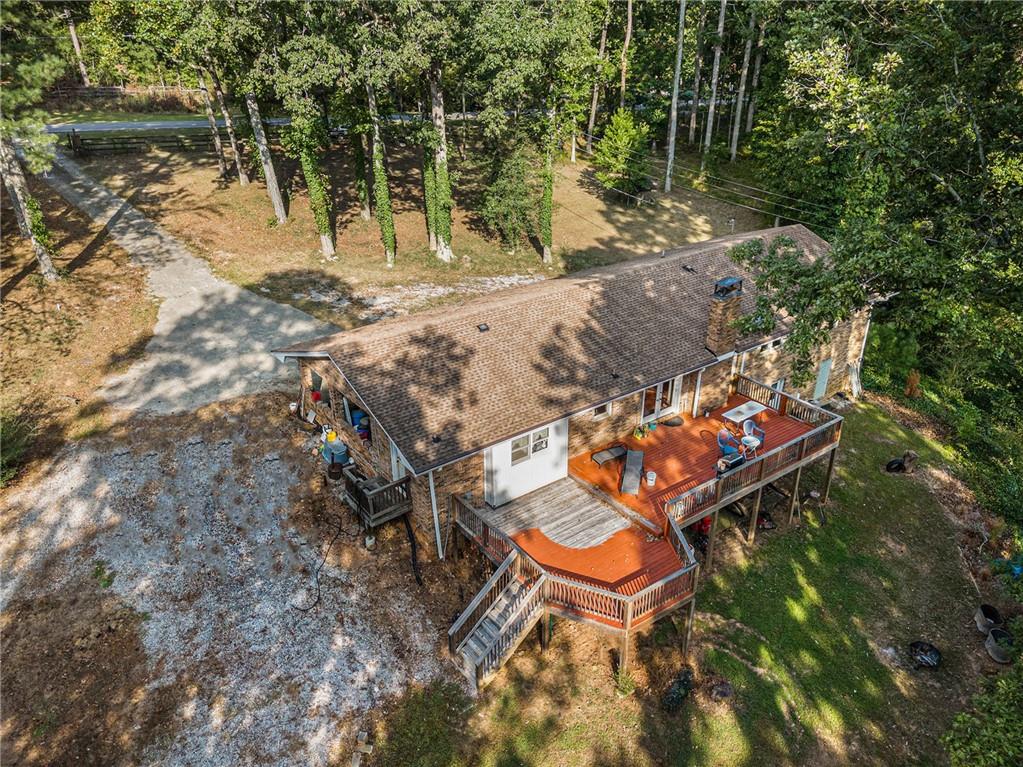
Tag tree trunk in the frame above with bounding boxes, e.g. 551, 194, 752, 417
66, 13, 90, 87
245, 92, 287, 224
745, 18, 766, 134
354, 133, 372, 220
422, 148, 437, 251
296, 118, 334, 258
688, 3, 707, 144
459, 91, 467, 161
729, 12, 755, 162
0, 138, 59, 281
366, 81, 396, 267
209, 67, 249, 185
664, 0, 688, 192
540, 104, 556, 265
586, 2, 610, 153
701, 0, 727, 171
197, 69, 227, 178
619, 0, 634, 111
429, 65, 453, 262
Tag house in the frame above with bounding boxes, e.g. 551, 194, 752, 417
273, 225, 869, 688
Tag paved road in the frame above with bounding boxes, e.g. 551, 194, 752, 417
45, 117, 291, 134
40, 150, 334, 413
45, 112, 478, 134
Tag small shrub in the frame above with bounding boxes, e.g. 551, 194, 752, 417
1, 411, 36, 487
614, 666, 636, 697
480, 140, 540, 251
942, 661, 1023, 767
592, 109, 651, 197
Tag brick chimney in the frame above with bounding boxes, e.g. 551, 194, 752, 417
705, 277, 743, 356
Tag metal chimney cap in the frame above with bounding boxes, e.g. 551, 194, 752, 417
713, 277, 743, 297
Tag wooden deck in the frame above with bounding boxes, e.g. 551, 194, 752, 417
481, 479, 684, 597
483, 478, 629, 548
567, 394, 814, 529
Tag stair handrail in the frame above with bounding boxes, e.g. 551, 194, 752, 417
477, 574, 548, 683
448, 550, 518, 655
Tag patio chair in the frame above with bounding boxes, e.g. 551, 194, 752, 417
742, 419, 766, 445
591, 444, 627, 467
717, 429, 741, 457
620, 450, 644, 495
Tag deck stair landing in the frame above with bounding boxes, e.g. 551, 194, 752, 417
448, 552, 547, 688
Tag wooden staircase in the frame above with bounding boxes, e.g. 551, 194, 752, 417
448, 552, 547, 689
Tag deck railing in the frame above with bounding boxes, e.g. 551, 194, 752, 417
448, 550, 518, 655
452, 495, 698, 633
342, 468, 413, 529
660, 378, 843, 525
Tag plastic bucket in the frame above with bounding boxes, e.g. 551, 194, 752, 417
986, 628, 1014, 664
646, 471, 657, 488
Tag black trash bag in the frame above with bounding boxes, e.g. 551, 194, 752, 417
909, 641, 941, 669
662, 667, 695, 712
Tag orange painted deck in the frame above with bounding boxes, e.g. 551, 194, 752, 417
567, 394, 814, 529
511, 526, 684, 597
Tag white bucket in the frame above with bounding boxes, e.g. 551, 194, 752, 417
646, 471, 657, 488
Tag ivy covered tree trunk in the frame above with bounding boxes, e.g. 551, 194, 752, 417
744, 19, 766, 134
729, 12, 756, 162
540, 108, 556, 264
701, 0, 727, 171
353, 133, 372, 221
366, 82, 396, 267
0, 138, 58, 281
209, 67, 249, 186
429, 65, 453, 262
664, 0, 688, 192
422, 147, 437, 250
245, 92, 287, 224
586, 2, 610, 154
197, 69, 228, 178
688, 4, 707, 144
292, 124, 334, 257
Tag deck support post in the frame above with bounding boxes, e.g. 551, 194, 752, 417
682, 598, 696, 657
705, 508, 721, 569
787, 465, 803, 525
747, 486, 764, 544
538, 608, 550, 653
822, 447, 838, 505
620, 603, 634, 675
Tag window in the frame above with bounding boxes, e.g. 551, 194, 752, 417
593, 402, 613, 420
511, 436, 531, 465
771, 338, 783, 349
531, 428, 549, 454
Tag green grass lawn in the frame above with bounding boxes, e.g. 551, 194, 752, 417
366, 402, 979, 767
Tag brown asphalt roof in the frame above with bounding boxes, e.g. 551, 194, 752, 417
275, 225, 831, 474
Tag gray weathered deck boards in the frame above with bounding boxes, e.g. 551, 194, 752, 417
484, 478, 630, 549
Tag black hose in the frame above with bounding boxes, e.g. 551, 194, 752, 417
403, 514, 424, 587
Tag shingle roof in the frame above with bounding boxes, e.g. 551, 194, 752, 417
275, 225, 830, 474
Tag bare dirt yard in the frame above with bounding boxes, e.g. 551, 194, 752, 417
1, 393, 467, 767
77, 141, 765, 328
1, 179, 158, 454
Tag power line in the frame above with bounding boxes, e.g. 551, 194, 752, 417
578, 130, 831, 212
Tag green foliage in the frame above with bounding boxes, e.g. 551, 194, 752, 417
372, 138, 396, 258
25, 195, 55, 256
943, 662, 1023, 767
422, 148, 437, 240
282, 119, 332, 239
592, 109, 651, 196
433, 150, 453, 247
0, 0, 63, 169
1, 410, 36, 487
614, 666, 636, 697
539, 158, 553, 250
480, 140, 540, 250
352, 133, 370, 213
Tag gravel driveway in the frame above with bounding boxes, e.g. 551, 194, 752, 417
1, 397, 447, 767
